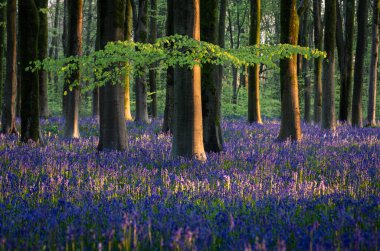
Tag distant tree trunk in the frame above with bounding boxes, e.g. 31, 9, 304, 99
337, 0, 355, 122
36, 0, 49, 118
313, 0, 322, 124
248, 0, 262, 124
124, 0, 133, 121
278, 0, 302, 141
300, 11, 311, 123
172, 0, 206, 161
62, 0, 69, 117
64, 0, 82, 138
201, 0, 223, 153
48, 0, 61, 96
367, 0, 379, 126
148, 0, 157, 118
162, 0, 174, 132
351, 0, 369, 128
92, 0, 100, 119
1, 0, 17, 134
322, 0, 336, 130
85, 0, 94, 55
97, 0, 127, 151
0, 0, 5, 112
135, 0, 149, 123
19, 0, 41, 143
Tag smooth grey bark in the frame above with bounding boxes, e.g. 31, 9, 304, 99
172, 0, 206, 161
92, 0, 100, 118
367, 0, 379, 126
0, 0, 5, 112
201, 0, 224, 153
351, 0, 369, 127
1, 0, 17, 134
85, 0, 94, 56
313, 0, 323, 124
300, 10, 311, 123
135, 0, 149, 123
148, 0, 157, 118
322, 0, 336, 130
64, 0, 83, 138
97, 0, 127, 151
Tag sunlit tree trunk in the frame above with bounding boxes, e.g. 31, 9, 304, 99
37, 0, 49, 118
352, 0, 369, 128
162, 0, 174, 133
148, 0, 157, 118
313, 0, 322, 124
1, 0, 17, 134
172, 0, 206, 161
248, 0, 262, 124
64, 0, 83, 138
19, 0, 41, 143
278, 0, 302, 141
201, 0, 223, 152
322, 0, 336, 130
367, 0, 380, 126
124, 0, 133, 121
135, 0, 149, 123
97, 0, 127, 151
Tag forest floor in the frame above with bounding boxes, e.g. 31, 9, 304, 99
0, 117, 379, 250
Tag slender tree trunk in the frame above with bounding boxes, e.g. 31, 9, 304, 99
36, 0, 49, 118
1, 0, 17, 134
135, 0, 149, 123
64, 0, 83, 138
248, 0, 262, 124
322, 0, 337, 130
85, 0, 93, 55
148, 0, 157, 118
97, 0, 127, 151
48, 0, 61, 97
367, 0, 380, 126
62, 0, 69, 118
162, 0, 174, 132
172, 0, 206, 161
124, 0, 133, 121
302, 17, 311, 123
313, 0, 322, 124
201, 0, 223, 153
92, 0, 100, 119
19, 0, 41, 143
278, 0, 302, 141
337, 0, 355, 122
352, 0, 369, 128
0, 0, 5, 112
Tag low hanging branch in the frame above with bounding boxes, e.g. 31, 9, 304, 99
29, 34, 326, 93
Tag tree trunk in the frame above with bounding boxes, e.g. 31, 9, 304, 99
85, 0, 94, 55
97, 0, 127, 151
248, 0, 262, 124
278, 0, 302, 141
172, 0, 206, 161
162, 0, 174, 133
322, 0, 337, 130
124, 0, 133, 121
218, 0, 227, 113
352, 0, 369, 128
148, 0, 157, 118
92, 0, 100, 119
0, 0, 5, 113
48, 0, 61, 96
62, 0, 69, 117
367, 0, 379, 126
36, 0, 49, 118
64, 0, 83, 138
201, 0, 223, 153
19, 0, 41, 143
313, 0, 322, 124
135, 0, 149, 123
337, 0, 355, 122
1, 0, 17, 134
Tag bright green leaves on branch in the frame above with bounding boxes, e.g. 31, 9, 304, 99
31, 34, 326, 92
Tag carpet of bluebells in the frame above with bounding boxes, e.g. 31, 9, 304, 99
0, 117, 379, 250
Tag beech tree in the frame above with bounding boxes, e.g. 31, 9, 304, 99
248, 0, 262, 124
0, 0, 5, 111
322, 0, 337, 130
135, 0, 149, 123
278, 0, 302, 141
313, 0, 322, 124
19, 0, 41, 142
172, 0, 206, 161
352, 0, 369, 128
1, 0, 17, 134
148, 0, 158, 118
367, 0, 379, 126
37, 0, 49, 118
97, 0, 127, 151
64, 0, 83, 138
124, 0, 133, 121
